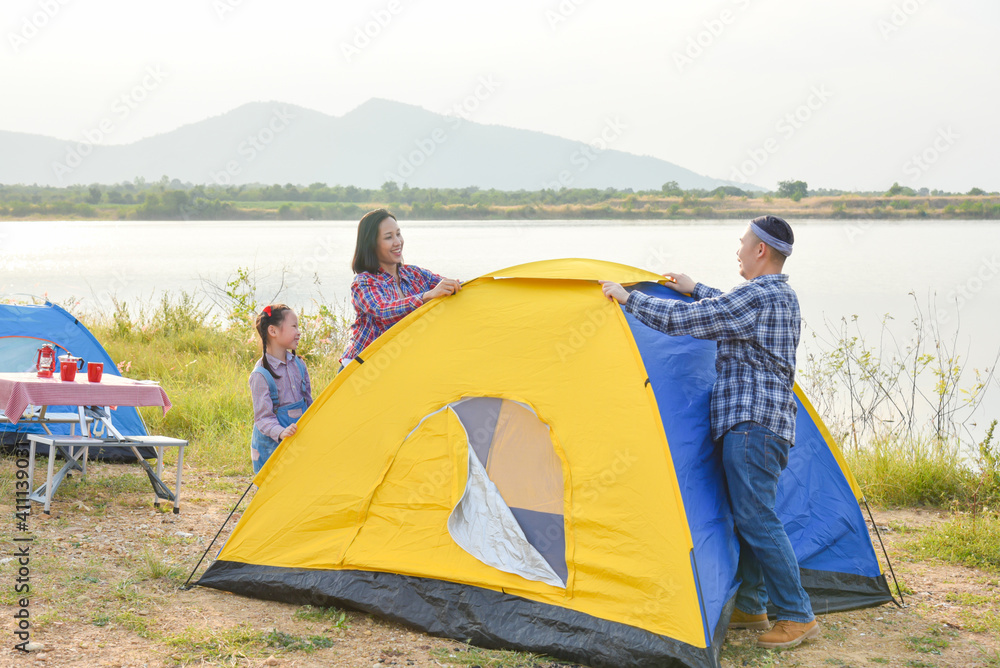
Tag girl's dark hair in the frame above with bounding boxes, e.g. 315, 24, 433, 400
352, 208, 396, 274
254, 303, 295, 379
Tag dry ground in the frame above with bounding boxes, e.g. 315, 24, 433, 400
1, 460, 998, 668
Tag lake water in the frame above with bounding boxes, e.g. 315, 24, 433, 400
3, 219, 998, 444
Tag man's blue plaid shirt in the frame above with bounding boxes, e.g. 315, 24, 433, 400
624, 274, 801, 444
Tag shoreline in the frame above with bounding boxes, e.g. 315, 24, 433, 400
2, 194, 999, 222
6, 215, 1000, 225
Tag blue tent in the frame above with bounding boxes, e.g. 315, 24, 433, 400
627, 281, 894, 628
0, 302, 148, 458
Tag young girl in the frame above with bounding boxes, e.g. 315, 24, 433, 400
249, 304, 312, 474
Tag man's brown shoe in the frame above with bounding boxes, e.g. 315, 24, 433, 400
728, 608, 771, 631
756, 619, 821, 649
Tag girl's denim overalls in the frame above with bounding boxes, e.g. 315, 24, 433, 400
250, 357, 310, 474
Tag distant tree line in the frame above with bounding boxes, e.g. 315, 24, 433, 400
0, 177, 996, 221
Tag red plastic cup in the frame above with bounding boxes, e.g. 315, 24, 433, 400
59, 356, 85, 381
60, 361, 78, 381
88, 362, 104, 383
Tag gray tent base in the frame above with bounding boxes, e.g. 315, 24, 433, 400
792, 568, 895, 616
198, 561, 735, 668
197, 563, 892, 668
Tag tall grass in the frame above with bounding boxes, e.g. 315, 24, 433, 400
845, 435, 975, 507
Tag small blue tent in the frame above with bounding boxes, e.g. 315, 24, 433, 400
0, 302, 148, 458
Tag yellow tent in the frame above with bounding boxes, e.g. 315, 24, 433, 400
199, 259, 892, 667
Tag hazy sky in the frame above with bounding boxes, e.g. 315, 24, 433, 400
3, 0, 997, 191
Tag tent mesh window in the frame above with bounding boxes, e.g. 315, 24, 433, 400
0, 336, 69, 372
446, 397, 567, 587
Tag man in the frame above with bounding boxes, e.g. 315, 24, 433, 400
600, 215, 820, 649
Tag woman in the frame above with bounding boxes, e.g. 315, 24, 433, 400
340, 209, 461, 367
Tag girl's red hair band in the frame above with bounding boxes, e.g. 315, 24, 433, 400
263, 305, 272, 317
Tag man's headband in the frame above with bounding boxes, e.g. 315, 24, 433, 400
749, 215, 793, 257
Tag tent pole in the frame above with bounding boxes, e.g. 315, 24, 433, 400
862, 497, 905, 608
180, 481, 254, 591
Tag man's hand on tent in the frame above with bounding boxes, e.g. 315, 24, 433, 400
663, 273, 695, 294
599, 281, 629, 305
279, 423, 298, 440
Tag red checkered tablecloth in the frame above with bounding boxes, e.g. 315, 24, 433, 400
0, 372, 172, 424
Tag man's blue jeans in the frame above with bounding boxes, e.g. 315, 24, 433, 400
722, 421, 814, 623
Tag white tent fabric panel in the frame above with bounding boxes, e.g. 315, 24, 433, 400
446, 410, 565, 588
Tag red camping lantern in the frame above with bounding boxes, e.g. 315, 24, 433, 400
36, 344, 56, 378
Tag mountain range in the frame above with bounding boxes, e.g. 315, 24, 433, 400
1, 99, 756, 191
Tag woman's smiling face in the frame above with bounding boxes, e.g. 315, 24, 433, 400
375, 216, 403, 268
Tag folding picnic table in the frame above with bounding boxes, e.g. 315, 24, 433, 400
0, 404, 93, 435
0, 372, 186, 514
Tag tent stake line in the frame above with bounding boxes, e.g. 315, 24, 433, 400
180, 480, 254, 591
863, 496, 905, 608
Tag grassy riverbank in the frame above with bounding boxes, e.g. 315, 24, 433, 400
1, 297, 998, 666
